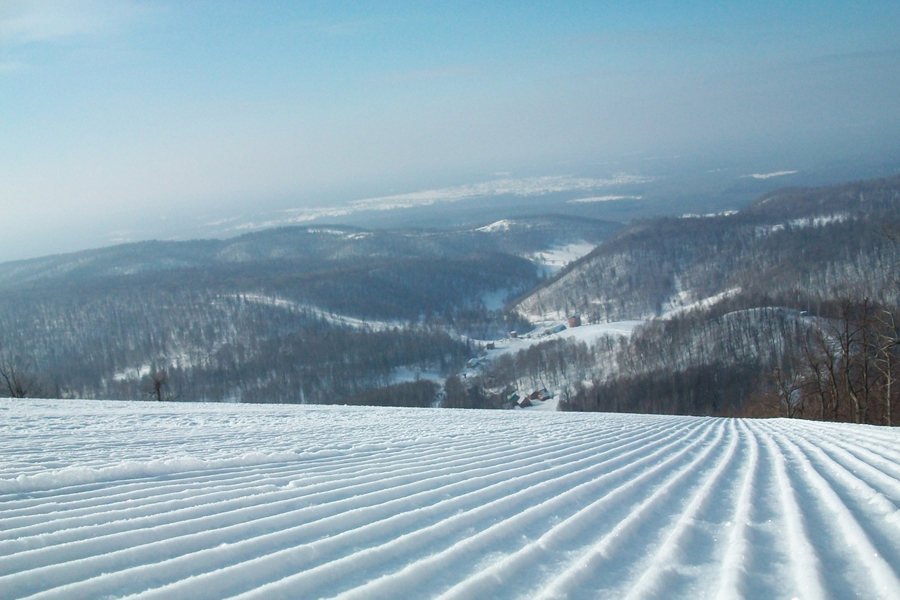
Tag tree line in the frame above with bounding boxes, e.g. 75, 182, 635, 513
557, 292, 900, 426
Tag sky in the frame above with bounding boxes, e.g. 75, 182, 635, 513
2, 0, 899, 261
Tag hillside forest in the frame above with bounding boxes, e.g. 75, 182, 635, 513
1, 178, 899, 425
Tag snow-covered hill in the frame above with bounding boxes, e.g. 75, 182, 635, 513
513, 176, 900, 324
3, 399, 900, 599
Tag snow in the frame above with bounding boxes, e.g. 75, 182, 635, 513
109, 295, 403, 383
237, 294, 400, 331
678, 210, 739, 219
473, 322, 642, 411
756, 213, 851, 236
529, 241, 596, 275
388, 366, 444, 385
3, 399, 900, 599
475, 219, 513, 233
662, 287, 742, 318
478, 288, 512, 311
484, 321, 642, 361
788, 213, 850, 228
524, 395, 560, 412
112, 364, 152, 382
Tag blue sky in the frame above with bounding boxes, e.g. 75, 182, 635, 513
2, 1, 899, 260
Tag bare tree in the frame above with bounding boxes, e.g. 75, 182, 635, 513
801, 329, 832, 421
874, 307, 899, 425
148, 368, 170, 401
771, 364, 806, 418
0, 351, 43, 398
806, 322, 844, 420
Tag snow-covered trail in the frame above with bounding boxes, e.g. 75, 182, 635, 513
2, 400, 900, 599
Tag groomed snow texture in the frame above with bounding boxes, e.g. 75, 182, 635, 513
3, 399, 900, 599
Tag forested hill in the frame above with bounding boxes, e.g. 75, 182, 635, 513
515, 176, 900, 324
4, 175, 899, 420
506, 176, 900, 424
0, 215, 619, 290
0, 215, 619, 403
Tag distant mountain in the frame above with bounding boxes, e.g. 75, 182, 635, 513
0, 215, 618, 288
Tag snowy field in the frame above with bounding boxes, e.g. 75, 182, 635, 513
3, 400, 900, 599
528, 242, 597, 275
487, 321, 645, 358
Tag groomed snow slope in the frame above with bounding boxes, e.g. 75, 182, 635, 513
2, 400, 900, 599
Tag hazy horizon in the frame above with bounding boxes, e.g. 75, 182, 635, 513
3, 1, 899, 262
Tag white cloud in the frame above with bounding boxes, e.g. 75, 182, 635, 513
568, 195, 643, 204
0, 0, 150, 45
742, 170, 798, 180
0, 60, 26, 72
224, 174, 653, 233
345, 174, 653, 211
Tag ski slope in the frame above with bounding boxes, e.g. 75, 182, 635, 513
3, 399, 900, 599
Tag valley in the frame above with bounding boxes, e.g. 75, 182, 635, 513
1, 177, 899, 425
